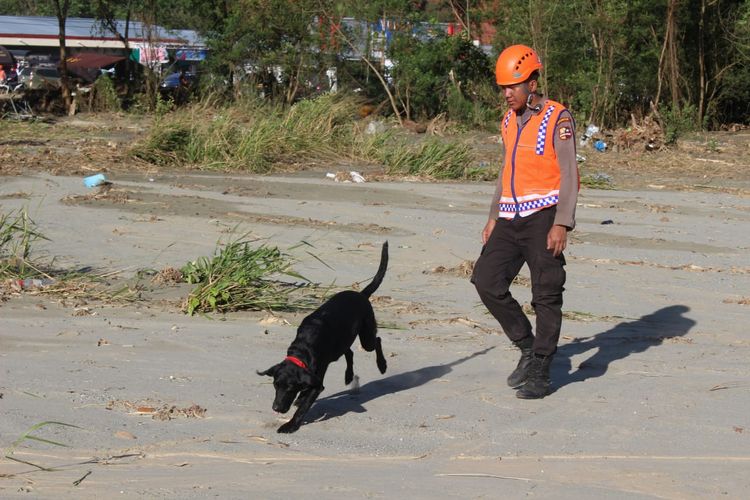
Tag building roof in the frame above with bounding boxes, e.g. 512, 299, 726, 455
0, 15, 203, 49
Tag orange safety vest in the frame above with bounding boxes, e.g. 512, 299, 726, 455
499, 99, 566, 219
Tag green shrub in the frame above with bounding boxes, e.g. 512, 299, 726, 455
87, 76, 120, 112
388, 35, 493, 122
662, 104, 699, 144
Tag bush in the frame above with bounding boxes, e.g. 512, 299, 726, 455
87, 76, 120, 112
388, 34, 493, 121
446, 83, 500, 130
662, 103, 699, 144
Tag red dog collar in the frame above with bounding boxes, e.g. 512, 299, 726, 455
285, 356, 308, 371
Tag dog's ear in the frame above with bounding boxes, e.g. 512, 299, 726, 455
257, 363, 282, 377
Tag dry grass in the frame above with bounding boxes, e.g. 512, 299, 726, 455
1, 107, 748, 189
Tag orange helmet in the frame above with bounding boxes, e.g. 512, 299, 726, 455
495, 45, 543, 86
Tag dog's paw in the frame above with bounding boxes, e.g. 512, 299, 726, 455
349, 374, 361, 394
277, 421, 299, 433
377, 358, 387, 374
345, 371, 354, 385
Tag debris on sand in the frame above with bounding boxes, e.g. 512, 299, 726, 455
106, 399, 207, 420
259, 315, 291, 326
114, 430, 137, 440
723, 297, 750, 305
62, 184, 133, 204
326, 171, 366, 183
152, 404, 207, 421
370, 295, 431, 314
83, 173, 108, 188
151, 266, 184, 285
408, 316, 494, 334
426, 260, 474, 278
611, 115, 664, 151
4, 278, 55, 291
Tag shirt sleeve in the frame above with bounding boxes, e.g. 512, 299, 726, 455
552, 110, 579, 229
488, 147, 504, 221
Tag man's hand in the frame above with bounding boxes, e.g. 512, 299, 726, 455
482, 219, 497, 245
547, 224, 568, 256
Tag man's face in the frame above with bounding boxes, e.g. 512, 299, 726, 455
502, 80, 535, 112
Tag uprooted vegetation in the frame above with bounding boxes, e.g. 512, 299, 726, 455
180, 235, 320, 316
0, 206, 321, 315
0, 207, 141, 304
0, 208, 48, 281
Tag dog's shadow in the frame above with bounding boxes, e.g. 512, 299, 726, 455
306, 346, 496, 423
553, 304, 696, 390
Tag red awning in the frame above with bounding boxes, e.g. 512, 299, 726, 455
66, 52, 125, 69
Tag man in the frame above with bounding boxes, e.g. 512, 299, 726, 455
7, 65, 18, 85
0, 65, 6, 84
472, 45, 579, 399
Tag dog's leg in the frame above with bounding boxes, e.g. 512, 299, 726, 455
294, 388, 312, 407
359, 310, 387, 374
374, 336, 387, 374
277, 386, 323, 433
344, 349, 354, 385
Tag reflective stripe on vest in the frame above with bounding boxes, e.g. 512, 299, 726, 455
499, 100, 565, 219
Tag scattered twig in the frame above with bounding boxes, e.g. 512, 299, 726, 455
4, 455, 56, 472
710, 382, 749, 392
435, 473, 533, 481
72, 470, 92, 486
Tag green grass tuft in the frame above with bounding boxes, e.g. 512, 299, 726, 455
377, 137, 473, 179
580, 172, 615, 189
4, 421, 81, 471
0, 207, 49, 280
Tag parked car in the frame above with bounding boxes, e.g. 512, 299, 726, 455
18, 66, 61, 90
160, 71, 197, 103
160, 71, 197, 90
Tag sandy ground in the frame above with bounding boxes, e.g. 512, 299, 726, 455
1, 158, 750, 498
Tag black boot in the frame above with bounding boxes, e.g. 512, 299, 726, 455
516, 354, 553, 399
507, 336, 534, 388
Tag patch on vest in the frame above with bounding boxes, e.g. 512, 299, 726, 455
558, 126, 572, 140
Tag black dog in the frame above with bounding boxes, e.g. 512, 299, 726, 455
258, 242, 389, 433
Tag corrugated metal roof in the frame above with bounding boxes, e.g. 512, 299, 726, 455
0, 15, 202, 46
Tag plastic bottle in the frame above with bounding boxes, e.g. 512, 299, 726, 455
16, 278, 55, 289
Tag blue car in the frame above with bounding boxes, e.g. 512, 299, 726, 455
160, 71, 196, 90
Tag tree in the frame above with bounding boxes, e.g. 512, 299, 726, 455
51, 0, 74, 114
0, 0, 94, 16
95, 0, 135, 84
94, 0, 204, 109
388, 33, 491, 120
193, 0, 334, 104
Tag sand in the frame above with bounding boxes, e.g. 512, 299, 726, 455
1, 167, 749, 498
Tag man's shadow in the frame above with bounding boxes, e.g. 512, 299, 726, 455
305, 346, 496, 424
554, 305, 696, 390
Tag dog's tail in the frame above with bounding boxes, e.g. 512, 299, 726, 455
361, 241, 388, 298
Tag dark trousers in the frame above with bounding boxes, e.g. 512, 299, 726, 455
472, 207, 566, 356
